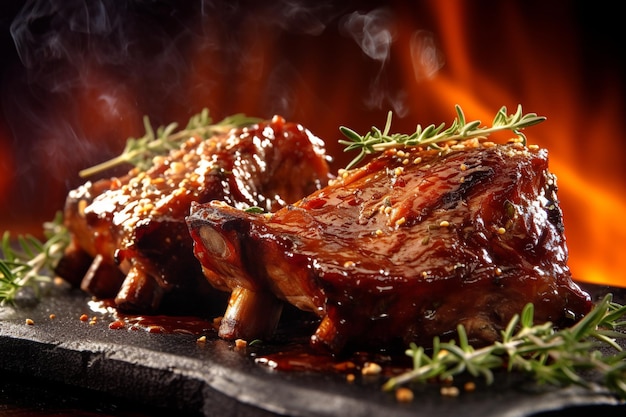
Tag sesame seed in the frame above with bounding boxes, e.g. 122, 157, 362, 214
79, 314, 89, 322
395, 217, 406, 226
402, 158, 409, 165
384, 206, 392, 215
25, 318, 34, 326
460, 163, 467, 171
361, 362, 382, 376
396, 150, 406, 157
343, 261, 356, 268
49, 314, 56, 320
497, 227, 506, 235
394, 167, 404, 176
440, 386, 460, 397
169, 161, 186, 174
439, 220, 450, 227
197, 335, 207, 343
375, 229, 384, 236
495, 267, 503, 276
413, 157, 422, 164
346, 374, 356, 383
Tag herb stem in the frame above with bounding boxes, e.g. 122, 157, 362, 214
79, 111, 261, 178
383, 294, 626, 399
339, 105, 546, 170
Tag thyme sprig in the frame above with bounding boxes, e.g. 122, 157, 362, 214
79, 109, 262, 177
383, 294, 626, 399
339, 105, 546, 169
0, 212, 70, 305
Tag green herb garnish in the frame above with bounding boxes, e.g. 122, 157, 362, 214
383, 294, 626, 399
339, 104, 546, 169
79, 109, 262, 177
0, 212, 69, 305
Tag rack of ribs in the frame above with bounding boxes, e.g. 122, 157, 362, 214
187, 139, 592, 352
54, 116, 331, 315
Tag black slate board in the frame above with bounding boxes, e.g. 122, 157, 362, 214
1, 282, 625, 417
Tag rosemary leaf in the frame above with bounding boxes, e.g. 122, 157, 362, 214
339, 105, 547, 170
383, 294, 626, 399
0, 212, 70, 305
79, 110, 261, 178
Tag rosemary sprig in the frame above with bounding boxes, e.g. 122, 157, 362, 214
79, 109, 262, 177
0, 212, 70, 305
383, 294, 626, 399
339, 104, 546, 169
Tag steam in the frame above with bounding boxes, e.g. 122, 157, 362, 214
340, 9, 395, 63
338, 8, 445, 116
410, 30, 445, 81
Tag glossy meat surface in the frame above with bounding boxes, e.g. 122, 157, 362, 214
55, 116, 331, 314
187, 141, 592, 351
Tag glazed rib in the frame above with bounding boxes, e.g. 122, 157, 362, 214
55, 116, 331, 315
187, 140, 592, 351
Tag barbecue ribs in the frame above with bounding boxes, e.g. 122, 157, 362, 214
55, 116, 331, 314
187, 140, 592, 352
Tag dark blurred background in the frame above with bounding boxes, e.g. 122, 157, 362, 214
1, 0, 624, 286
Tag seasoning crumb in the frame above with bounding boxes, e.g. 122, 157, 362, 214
25, 318, 34, 326
346, 374, 356, 383
109, 320, 125, 330
395, 387, 414, 403
235, 339, 247, 351
79, 314, 89, 322
197, 335, 207, 343
49, 314, 56, 320
361, 362, 382, 376
440, 386, 460, 397
343, 260, 356, 268
213, 316, 223, 329
464, 381, 476, 392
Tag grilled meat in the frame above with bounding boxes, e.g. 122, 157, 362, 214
187, 140, 592, 352
55, 116, 331, 314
